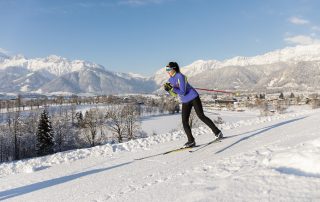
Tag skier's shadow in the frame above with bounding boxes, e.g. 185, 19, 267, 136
216, 116, 307, 154
0, 161, 132, 201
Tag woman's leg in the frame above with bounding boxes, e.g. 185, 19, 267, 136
182, 101, 194, 142
192, 96, 221, 135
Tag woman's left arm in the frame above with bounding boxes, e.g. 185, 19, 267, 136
173, 74, 187, 96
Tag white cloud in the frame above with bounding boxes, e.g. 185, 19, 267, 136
284, 35, 320, 45
289, 16, 309, 25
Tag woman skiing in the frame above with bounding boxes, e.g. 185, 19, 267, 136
163, 62, 223, 148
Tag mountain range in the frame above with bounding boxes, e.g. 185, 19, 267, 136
1, 44, 320, 95
153, 44, 320, 92
0, 54, 156, 95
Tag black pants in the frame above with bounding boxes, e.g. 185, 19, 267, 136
182, 96, 220, 142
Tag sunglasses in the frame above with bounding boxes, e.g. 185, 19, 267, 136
165, 67, 173, 72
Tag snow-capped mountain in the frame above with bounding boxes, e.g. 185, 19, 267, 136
0, 51, 9, 62
0, 54, 105, 77
222, 44, 320, 67
39, 68, 157, 94
0, 54, 157, 94
154, 44, 320, 91
188, 61, 320, 91
152, 60, 221, 86
2, 44, 320, 95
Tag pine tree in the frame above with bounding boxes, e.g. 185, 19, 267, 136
290, 92, 295, 98
36, 110, 54, 156
279, 92, 284, 100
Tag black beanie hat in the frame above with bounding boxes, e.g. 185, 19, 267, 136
167, 62, 178, 68
167, 62, 180, 73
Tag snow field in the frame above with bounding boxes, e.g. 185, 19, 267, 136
0, 107, 319, 202
0, 109, 310, 178
265, 137, 320, 177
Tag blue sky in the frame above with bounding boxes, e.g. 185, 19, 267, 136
1, 0, 320, 76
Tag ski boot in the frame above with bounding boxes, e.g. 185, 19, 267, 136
215, 131, 224, 140
182, 140, 196, 148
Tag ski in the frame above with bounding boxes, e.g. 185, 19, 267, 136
135, 138, 225, 160
189, 138, 223, 153
135, 146, 198, 161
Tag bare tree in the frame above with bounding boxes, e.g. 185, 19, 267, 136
52, 106, 69, 152
16, 94, 23, 111
56, 96, 64, 105
70, 104, 77, 126
82, 109, 100, 147
0, 124, 12, 162
21, 110, 40, 159
0, 125, 6, 162
122, 105, 141, 140
275, 100, 288, 114
255, 99, 270, 116
97, 109, 108, 143
106, 105, 126, 143
7, 111, 24, 160
311, 98, 320, 109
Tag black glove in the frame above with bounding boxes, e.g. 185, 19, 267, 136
163, 82, 173, 92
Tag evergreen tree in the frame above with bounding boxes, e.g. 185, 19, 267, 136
36, 110, 54, 156
279, 92, 284, 100
290, 92, 295, 98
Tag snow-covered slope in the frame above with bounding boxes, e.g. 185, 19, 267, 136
1, 107, 319, 201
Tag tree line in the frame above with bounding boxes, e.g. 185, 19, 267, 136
0, 95, 180, 163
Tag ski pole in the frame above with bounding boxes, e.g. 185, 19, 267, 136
194, 88, 234, 94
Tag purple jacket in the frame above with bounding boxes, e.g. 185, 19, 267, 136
168, 72, 199, 103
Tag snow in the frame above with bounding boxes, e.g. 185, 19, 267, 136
114, 72, 149, 80
20, 85, 29, 92
1, 107, 320, 201
268, 78, 277, 87
265, 138, 320, 177
222, 44, 320, 67
0, 54, 105, 77
128, 72, 148, 79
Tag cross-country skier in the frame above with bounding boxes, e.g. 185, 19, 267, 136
163, 62, 223, 148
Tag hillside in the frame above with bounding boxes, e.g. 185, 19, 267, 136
0, 107, 319, 201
